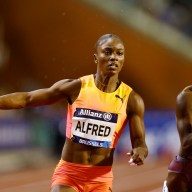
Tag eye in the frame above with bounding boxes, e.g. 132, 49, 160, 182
117, 51, 124, 56
105, 50, 111, 55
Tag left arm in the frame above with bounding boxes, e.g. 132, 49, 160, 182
127, 90, 148, 165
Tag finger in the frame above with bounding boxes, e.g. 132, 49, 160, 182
126, 151, 132, 156
128, 157, 137, 165
128, 157, 133, 163
130, 154, 139, 161
128, 158, 137, 166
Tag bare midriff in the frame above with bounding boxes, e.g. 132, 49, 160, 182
61, 138, 115, 166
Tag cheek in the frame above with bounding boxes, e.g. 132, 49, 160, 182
119, 56, 124, 61
118, 64, 123, 72
119, 58, 124, 66
98, 57, 109, 64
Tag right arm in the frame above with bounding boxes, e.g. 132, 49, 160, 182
0, 78, 81, 110
176, 85, 192, 158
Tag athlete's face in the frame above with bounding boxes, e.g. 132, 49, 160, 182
94, 37, 125, 76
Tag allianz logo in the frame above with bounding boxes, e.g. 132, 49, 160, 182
79, 109, 112, 121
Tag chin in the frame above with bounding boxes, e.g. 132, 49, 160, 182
107, 70, 119, 76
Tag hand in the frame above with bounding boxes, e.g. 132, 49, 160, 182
127, 153, 137, 166
127, 147, 147, 166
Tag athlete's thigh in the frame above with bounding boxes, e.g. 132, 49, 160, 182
51, 185, 77, 192
167, 172, 189, 192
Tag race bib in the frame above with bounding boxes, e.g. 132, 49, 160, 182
71, 108, 118, 148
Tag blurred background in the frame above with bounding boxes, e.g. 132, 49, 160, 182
0, 0, 192, 191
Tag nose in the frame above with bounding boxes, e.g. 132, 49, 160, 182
110, 53, 118, 61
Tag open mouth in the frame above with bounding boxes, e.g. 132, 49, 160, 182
108, 63, 118, 68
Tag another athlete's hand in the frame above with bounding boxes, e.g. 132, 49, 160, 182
127, 147, 147, 166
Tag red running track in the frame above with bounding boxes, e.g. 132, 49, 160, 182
0, 158, 169, 192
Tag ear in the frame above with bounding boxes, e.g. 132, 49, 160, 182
94, 54, 98, 64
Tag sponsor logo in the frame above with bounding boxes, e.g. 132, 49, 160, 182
79, 109, 102, 118
115, 94, 126, 103
103, 113, 112, 121
78, 109, 112, 121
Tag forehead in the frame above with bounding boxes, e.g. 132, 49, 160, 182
97, 37, 124, 51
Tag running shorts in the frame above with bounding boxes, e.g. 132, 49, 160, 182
168, 155, 192, 190
51, 159, 113, 192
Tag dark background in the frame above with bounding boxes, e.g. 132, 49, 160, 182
0, 0, 192, 109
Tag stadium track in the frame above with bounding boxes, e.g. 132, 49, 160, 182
0, 158, 169, 192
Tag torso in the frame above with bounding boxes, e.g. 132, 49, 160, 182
61, 138, 114, 165
61, 74, 132, 166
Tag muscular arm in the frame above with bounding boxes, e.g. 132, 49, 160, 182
0, 79, 81, 109
176, 86, 192, 158
127, 91, 148, 165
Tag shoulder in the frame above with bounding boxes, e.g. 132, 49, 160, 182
177, 85, 192, 104
50, 78, 82, 96
49, 78, 82, 103
51, 78, 81, 90
127, 90, 145, 117
176, 85, 192, 116
120, 81, 133, 91
80, 74, 93, 80
54, 78, 81, 85
57, 74, 93, 91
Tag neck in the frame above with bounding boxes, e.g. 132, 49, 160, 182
94, 74, 120, 92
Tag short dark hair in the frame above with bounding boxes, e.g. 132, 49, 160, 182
95, 34, 123, 51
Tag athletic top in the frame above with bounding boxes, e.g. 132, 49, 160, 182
66, 74, 132, 148
168, 155, 192, 189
